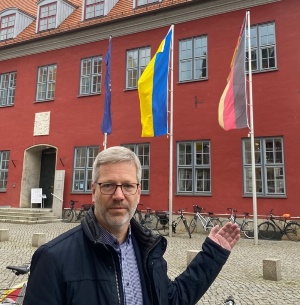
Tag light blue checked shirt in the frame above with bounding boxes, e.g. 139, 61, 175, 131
98, 224, 143, 305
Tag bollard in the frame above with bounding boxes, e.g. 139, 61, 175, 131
187, 250, 199, 266
263, 258, 282, 281
32, 233, 46, 247
0, 229, 9, 241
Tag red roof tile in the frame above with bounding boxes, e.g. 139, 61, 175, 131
0, 0, 191, 47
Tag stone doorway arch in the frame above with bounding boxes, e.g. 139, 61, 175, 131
20, 144, 57, 208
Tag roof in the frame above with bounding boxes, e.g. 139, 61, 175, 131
0, 0, 192, 47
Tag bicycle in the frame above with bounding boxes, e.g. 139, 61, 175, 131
171, 208, 191, 238
62, 200, 93, 222
227, 208, 254, 239
258, 209, 300, 241
189, 205, 223, 234
155, 210, 170, 236
133, 203, 157, 230
0, 264, 30, 304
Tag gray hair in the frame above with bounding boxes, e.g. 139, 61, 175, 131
92, 146, 142, 183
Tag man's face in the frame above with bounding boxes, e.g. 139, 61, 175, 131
92, 162, 141, 233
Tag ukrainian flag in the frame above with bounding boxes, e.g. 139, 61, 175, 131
138, 27, 172, 137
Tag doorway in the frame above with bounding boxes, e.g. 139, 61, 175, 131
20, 145, 57, 208
39, 148, 56, 208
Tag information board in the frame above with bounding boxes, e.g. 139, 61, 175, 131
31, 188, 43, 204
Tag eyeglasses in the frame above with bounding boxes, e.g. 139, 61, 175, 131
96, 183, 139, 195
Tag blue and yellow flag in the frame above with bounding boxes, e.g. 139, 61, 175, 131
138, 27, 172, 137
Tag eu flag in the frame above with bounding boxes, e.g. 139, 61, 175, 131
101, 37, 112, 135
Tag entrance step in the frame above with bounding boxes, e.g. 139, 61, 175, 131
0, 207, 62, 224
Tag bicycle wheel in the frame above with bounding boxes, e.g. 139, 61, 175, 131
63, 209, 74, 222
258, 221, 276, 240
242, 220, 254, 239
183, 219, 191, 238
285, 222, 300, 241
156, 218, 169, 236
143, 214, 157, 230
210, 218, 223, 228
189, 217, 197, 234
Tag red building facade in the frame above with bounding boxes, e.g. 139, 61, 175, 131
0, 0, 299, 218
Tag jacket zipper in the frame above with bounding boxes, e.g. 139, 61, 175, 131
143, 235, 162, 305
104, 244, 123, 305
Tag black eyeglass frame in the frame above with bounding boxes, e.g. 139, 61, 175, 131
95, 182, 140, 195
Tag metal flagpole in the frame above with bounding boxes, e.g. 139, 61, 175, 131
247, 11, 258, 245
168, 24, 174, 237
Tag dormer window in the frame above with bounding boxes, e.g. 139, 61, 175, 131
39, 2, 57, 31
36, 0, 76, 33
0, 14, 15, 40
85, 0, 104, 19
135, 0, 159, 7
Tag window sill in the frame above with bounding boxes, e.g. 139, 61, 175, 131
77, 93, 101, 98
34, 99, 54, 103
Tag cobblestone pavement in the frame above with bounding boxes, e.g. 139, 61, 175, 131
0, 222, 299, 305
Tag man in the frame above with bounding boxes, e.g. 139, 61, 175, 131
24, 146, 240, 305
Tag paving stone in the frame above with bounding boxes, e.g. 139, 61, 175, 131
0, 224, 299, 304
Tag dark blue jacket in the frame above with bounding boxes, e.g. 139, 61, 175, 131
24, 209, 230, 305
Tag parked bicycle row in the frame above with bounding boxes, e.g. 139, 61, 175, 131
62, 200, 300, 241
134, 204, 300, 241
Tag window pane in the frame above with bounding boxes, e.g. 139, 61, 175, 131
179, 36, 207, 81
80, 56, 102, 95
73, 146, 98, 192
126, 47, 150, 89
36, 65, 56, 101
123, 144, 150, 192
243, 137, 285, 196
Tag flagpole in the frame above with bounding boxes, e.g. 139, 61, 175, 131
103, 133, 107, 150
168, 24, 174, 237
246, 11, 258, 245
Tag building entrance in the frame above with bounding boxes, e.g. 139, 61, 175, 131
20, 145, 57, 208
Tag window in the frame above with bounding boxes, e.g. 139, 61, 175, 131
243, 137, 285, 196
39, 2, 57, 31
0, 14, 15, 40
126, 47, 150, 89
0, 72, 16, 107
0, 151, 10, 191
72, 146, 99, 192
123, 144, 150, 193
36, 64, 57, 101
85, 0, 104, 19
179, 36, 207, 82
246, 22, 276, 72
80, 56, 102, 95
177, 141, 211, 194
135, 0, 159, 6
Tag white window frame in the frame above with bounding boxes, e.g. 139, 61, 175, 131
179, 35, 208, 82
84, 0, 104, 19
243, 137, 285, 197
0, 151, 10, 191
126, 47, 150, 89
0, 71, 16, 107
79, 56, 102, 95
246, 22, 277, 72
0, 14, 15, 40
36, 64, 57, 101
72, 146, 99, 192
123, 144, 150, 194
39, 2, 57, 31
177, 141, 211, 194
